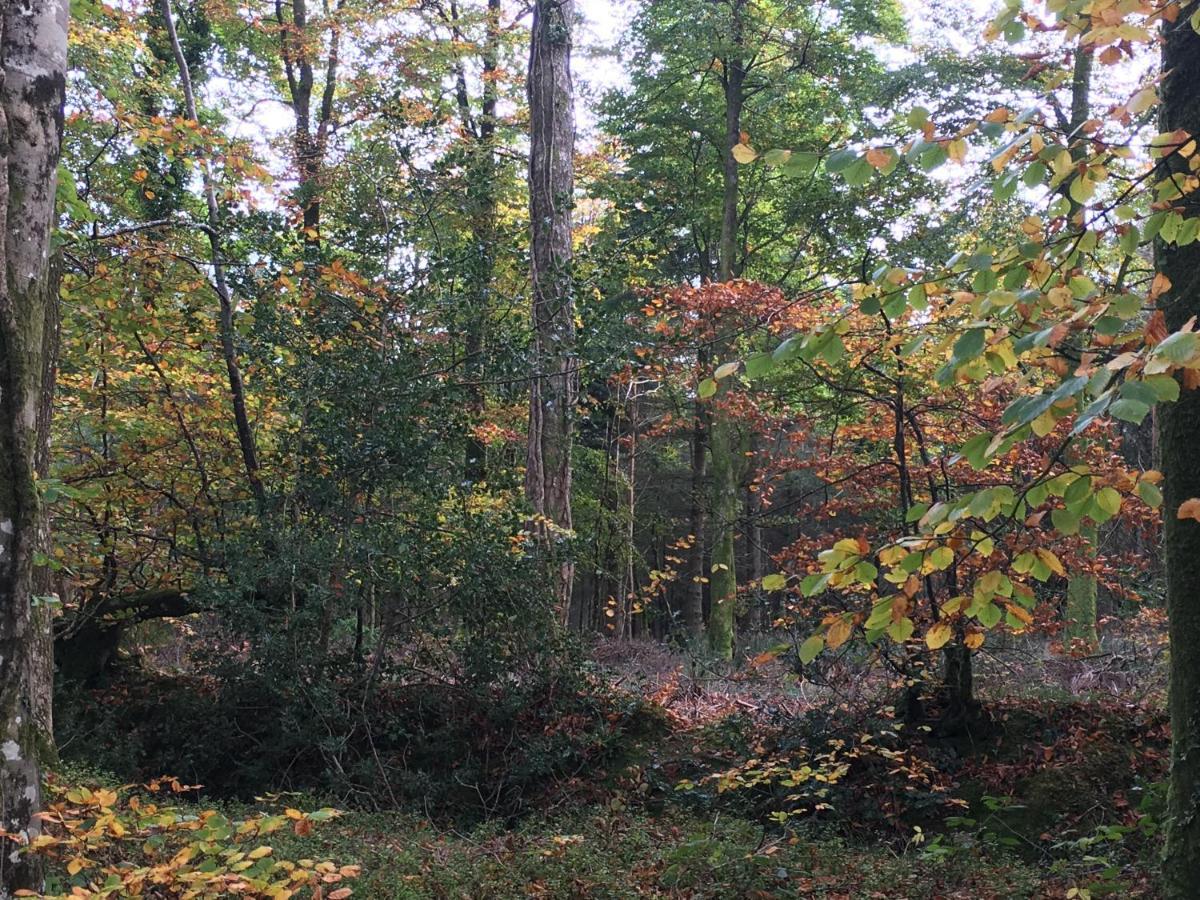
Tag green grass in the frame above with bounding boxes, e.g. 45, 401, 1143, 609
250, 806, 1058, 898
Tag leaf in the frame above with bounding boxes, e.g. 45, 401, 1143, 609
744, 352, 774, 380
1138, 480, 1163, 508
799, 634, 825, 664
1178, 498, 1200, 521
887, 617, 915, 642
926, 621, 953, 650
1035, 548, 1066, 577
826, 617, 852, 649
1128, 87, 1158, 115
698, 378, 717, 399
732, 143, 758, 164
761, 573, 787, 591
964, 632, 985, 650
927, 546, 955, 571
976, 601, 1002, 628
714, 361, 739, 380
952, 328, 986, 363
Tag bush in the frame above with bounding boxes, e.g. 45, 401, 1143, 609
24, 774, 357, 899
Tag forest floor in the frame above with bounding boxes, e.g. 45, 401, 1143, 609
210, 646, 1168, 898
44, 616, 1169, 898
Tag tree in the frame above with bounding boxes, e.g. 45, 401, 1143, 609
0, 1, 69, 894
1158, 10, 1200, 896
526, 0, 577, 620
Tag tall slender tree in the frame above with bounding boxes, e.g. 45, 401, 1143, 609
1158, 10, 1200, 896
526, 0, 577, 619
0, 1, 69, 894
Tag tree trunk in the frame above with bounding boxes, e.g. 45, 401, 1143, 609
683, 350, 708, 641
0, 3, 69, 894
277, 0, 340, 249
464, 0, 501, 484
525, 0, 577, 622
1158, 11, 1200, 896
1063, 41, 1100, 651
161, 0, 266, 513
707, 0, 745, 661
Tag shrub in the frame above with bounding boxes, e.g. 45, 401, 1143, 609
22, 774, 358, 899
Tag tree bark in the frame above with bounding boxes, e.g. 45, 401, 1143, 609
277, 0, 340, 249
683, 371, 708, 640
707, 0, 746, 660
463, 0, 501, 484
160, 0, 266, 513
526, 0, 577, 621
1158, 10, 1200, 896
0, 2, 68, 894
1064, 43, 1102, 649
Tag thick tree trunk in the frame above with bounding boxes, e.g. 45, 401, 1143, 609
1159, 11, 1200, 896
0, 3, 69, 894
707, 1, 745, 660
526, 0, 577, 621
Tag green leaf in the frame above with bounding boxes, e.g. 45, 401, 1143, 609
1109, 398, 1151, 424
762, 573, 787, 591
744, 352, 774, 380
843, 157, 874, 187
1138, 481, 1163, 509
698, 378, 717, 399
976, 601, 1002, 629
801, 572, 830, 596
799, 634, 825, 664
825, 148, 859, 173
887, 617, 914, 642
953, 329, 986, 364
1051, 507, 1080, 536
1096, 487, 1122, 518
928, 546, 955, 570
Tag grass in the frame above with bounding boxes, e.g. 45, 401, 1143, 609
249, 805, 1056, 899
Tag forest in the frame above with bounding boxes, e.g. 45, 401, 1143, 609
1, 0, 1200, 896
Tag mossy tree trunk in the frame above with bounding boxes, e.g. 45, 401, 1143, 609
1064, 522, 1099, 649
706, 0, 746, 661
1062, 40, 1101, 652
1157, 11, 1200, 897
0, 3, 69, 895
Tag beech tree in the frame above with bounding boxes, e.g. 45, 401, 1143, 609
526, 0, 577, 619
1158, 9, 1200, 896
0, 1, 69, 894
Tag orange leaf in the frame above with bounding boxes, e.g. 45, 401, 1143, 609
1178, 498, 1200, 521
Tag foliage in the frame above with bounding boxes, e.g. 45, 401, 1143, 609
23, 774, 357, 899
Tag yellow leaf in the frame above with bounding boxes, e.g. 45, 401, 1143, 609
1128, 87, 1158, 115
826, 617, 852, 650
248, 846, 274, 860
925, 621, 953, 650
732, 143, 758, 164
964, 632, 985, 650
1005, 602, 1034, 625
1035, 548, 1065, 577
